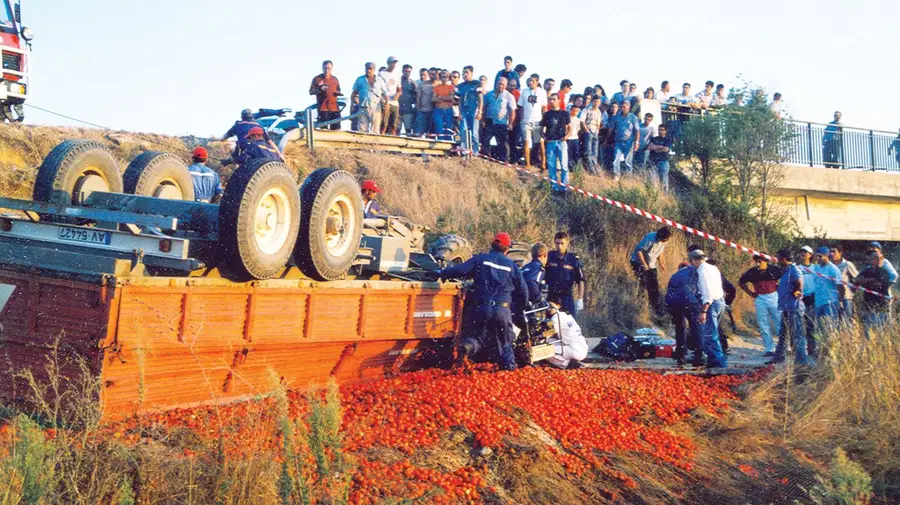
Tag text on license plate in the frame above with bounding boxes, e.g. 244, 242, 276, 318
57, 226, 112, 245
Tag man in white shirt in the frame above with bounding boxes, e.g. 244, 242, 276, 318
545, 298, 589, 369
518, 74, 548, 168
695, 81, 715, 111
690, 249, 728, 368
657, 80, 673, 104
379, 56, 403, 135
769, 92, 787, 119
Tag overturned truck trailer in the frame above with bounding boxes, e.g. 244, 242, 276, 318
0, 140, 462, 419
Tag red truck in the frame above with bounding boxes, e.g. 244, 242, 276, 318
0, 0, 30, 122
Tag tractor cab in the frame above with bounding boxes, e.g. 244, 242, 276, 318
0, 0, 31, 122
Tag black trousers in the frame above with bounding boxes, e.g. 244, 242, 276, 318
668, 304, 700, 358
631, 261, 661, 315
318, 110, 341, 130
803, 294, 816, 358
482, 123, 510, 162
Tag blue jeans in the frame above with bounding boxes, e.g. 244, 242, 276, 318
459, 109, 480, 153
546, 140, 568, 192
584, 133, 599, 173
702, 299, 728, 368
839, 298, 854, 323
773, 308, 812, 365
815, 302, 840, 333
432, 108, 454, 141
415, 110, 432, 136
635, 147, 650, 169
613, 142, 634, 176
862, 311, 890, 339
655, 160, 670, 193
755, 293, 780, 353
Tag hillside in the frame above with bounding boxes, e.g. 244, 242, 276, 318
0, 124, 893, 505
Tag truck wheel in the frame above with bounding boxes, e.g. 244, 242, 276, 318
218, 159, 301, 281
123, 152, 195, 200
428, 234, 473, 265
33, 140, 123, 205
506, 245, 531, 268
295, 168, 363, 281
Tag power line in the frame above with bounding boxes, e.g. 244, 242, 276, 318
24, 103, 112, 130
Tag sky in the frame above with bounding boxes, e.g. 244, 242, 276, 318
21, 0, 900, 136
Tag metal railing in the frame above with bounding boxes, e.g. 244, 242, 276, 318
658, 102, 900, 172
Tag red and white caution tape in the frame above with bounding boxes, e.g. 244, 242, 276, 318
461, 149, 890, 301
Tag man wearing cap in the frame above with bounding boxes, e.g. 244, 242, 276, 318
521, 243, 549, 305
222, 108, 270, 142
738, 254, 782, 356
630, 226, 672, 317
690, 249, 728, 368
853, 250, 896, 337
770, 249, 812, 365
798, 245, 817, 344
351, 62, 387, 134
361, 180, 387, 219
187, 147, 223, 204
440, 232, 528, 371
665, 261, 701, 364
545, 231, 585, 316
233, 127, 283, 165
380, 57, 403, 135
812, 246, 843, 339
309, 60, 342, 131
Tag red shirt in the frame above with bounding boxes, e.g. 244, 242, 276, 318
433, 84, 455, 109
310, 74, 341, 112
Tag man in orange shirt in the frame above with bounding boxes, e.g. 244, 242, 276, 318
432, 70, 455, 141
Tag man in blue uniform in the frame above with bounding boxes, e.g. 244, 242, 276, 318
187, 147, 223, 203
233, 127, 282, 166
440, 232, 528, 371
665, 261, 701, 364
520, 242, 549, 304
544, 231, 585, 316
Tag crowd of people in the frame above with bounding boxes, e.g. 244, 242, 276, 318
307, 56, 793, 193
633, 228, 896, 367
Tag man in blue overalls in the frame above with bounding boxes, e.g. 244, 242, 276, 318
440, 232, 528, 371
233, 127, 283, 166
520, 242, 549, 305
544, 231, 585, 316
187, 147, 223, 203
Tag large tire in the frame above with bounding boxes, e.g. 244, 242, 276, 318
428, 234, 473, 265
33, 140, 122, 205
123, 151, 195, 200
218, 159, 301, 281
295, 168, 363, 281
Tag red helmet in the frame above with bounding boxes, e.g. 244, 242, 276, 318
246, 126, 265, 137
493, 232, 512, 248
360, 180, 381, 193
192, 146, 208, 160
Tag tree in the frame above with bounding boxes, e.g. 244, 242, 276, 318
680, 115, 725, 190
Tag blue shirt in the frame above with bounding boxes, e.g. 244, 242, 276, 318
224, 120, 270, 141
665, 266, 700, 311
457, 80, 481, 114
882, 258, 897, 299
440, 250, 527, 306
520, 259, 545, 304
352, 74, 385, 107
609, 113, 641, 144
630, 231, 666, 269
812, 261, 842, 308
777, 263, 803, 311
235, 139, 281, 165
187, 163, 223, 202
544, 251, 584, 295
483, 90, 517, 125
799, 262, 816, 295
363, 199, 383, 218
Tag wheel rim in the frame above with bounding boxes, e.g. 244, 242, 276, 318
323, 193, 355, 257
153, 181, 183, 200
253, 187, 291, 255
73, 168, 110, 205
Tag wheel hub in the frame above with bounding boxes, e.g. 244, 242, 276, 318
73, 171, 110, 205
324, 194, 354, 257
154, 182, 183, 200
253, 188, 291, 255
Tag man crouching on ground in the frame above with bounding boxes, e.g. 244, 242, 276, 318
545, 296, 589, 369
440, 232, 528, 371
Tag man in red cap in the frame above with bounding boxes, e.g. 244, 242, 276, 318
440, 231, 528, 371
233, 126, 283, 166
361, 179, 387, 219
187, 147, 223, 203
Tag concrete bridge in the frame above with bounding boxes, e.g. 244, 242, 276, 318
772, 165, 900, 241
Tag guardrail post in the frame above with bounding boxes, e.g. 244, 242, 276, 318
306, 109, 315, 152
806, 122, 814, 167
869, 130, 876, 170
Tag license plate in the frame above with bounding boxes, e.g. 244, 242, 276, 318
530, 343, 557, 363
57, 226, 112, 245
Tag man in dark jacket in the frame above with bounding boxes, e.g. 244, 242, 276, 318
665, 262, 701, 364
520, 242, 549, 304
440, 232, 528, 371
